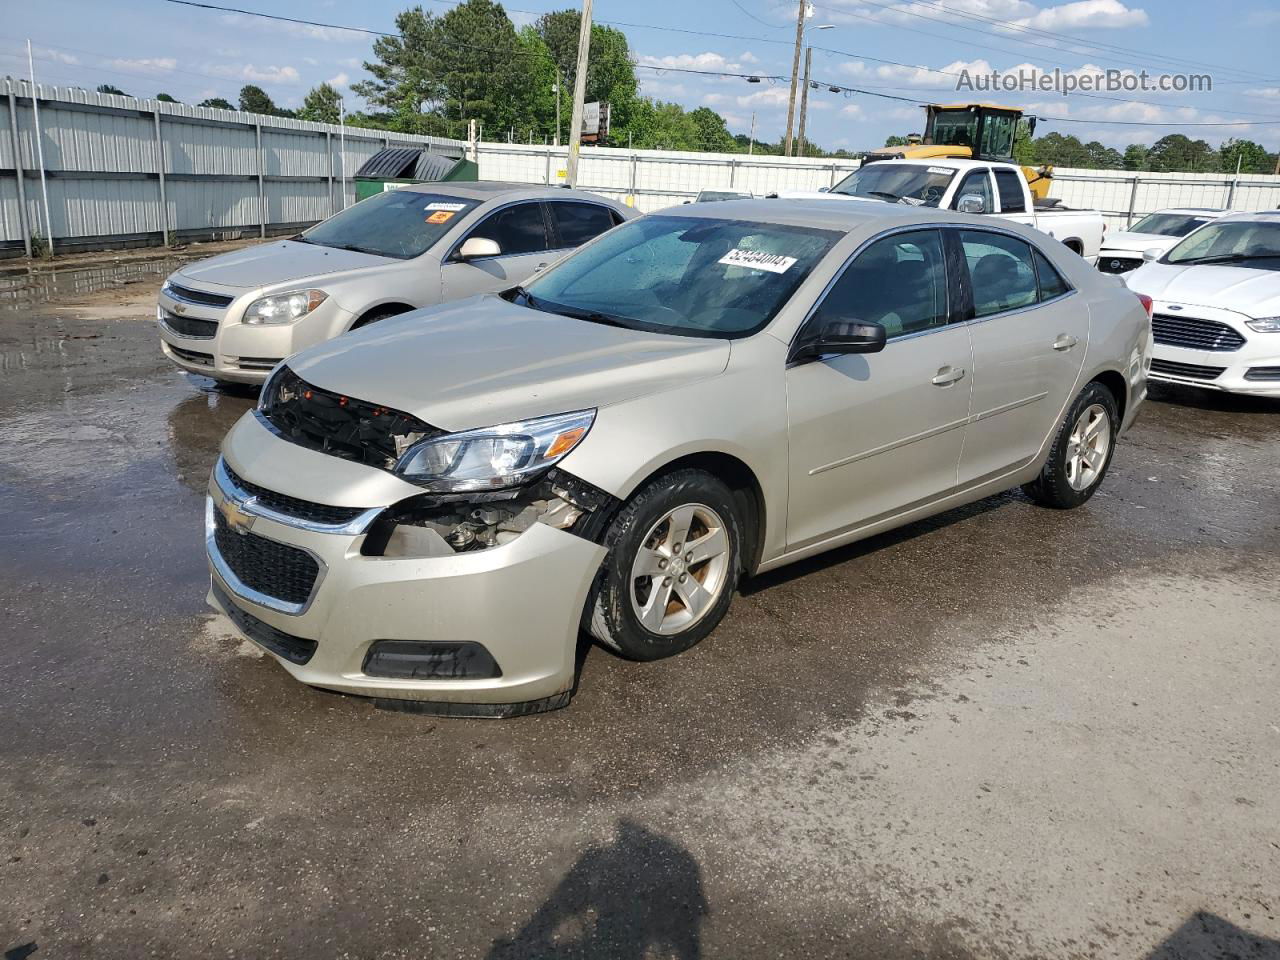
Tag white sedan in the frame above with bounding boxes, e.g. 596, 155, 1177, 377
1096, 207, 1232, 276
1126, 211, 1280, 396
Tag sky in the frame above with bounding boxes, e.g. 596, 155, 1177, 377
4, 0, 1280, 152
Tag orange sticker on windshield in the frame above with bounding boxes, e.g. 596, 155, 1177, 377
426, 210, 455, 224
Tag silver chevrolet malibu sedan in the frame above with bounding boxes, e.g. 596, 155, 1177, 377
207, 200, 1153, 716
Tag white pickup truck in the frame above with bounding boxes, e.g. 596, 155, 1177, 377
779, 158, 1105, 264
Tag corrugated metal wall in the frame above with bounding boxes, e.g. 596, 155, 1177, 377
0, 78, 464, 255
476, 142, 1280, 227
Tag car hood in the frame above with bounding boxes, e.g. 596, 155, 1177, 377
1100, 231, 1170, 254
1126, 261, 1280, 315
288, 295, 733, 431
174, 239, 396, 290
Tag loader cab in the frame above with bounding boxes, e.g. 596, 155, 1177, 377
924, 104, 1032, 163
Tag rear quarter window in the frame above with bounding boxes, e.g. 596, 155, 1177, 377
550, 201, 618, 248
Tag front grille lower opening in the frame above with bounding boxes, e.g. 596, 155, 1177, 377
213, 510, 320, 606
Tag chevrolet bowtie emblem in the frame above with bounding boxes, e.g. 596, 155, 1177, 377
172, 303, 187, 314
218, 494, 256, 535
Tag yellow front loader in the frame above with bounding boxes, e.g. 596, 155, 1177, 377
862, 103, 1053, 201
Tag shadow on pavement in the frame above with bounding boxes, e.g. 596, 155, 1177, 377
1146, 911, 1280, 960
486, 820, 707, 960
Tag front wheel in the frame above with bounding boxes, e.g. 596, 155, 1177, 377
587, 469, 741, 661
1023, 381, 1119, 509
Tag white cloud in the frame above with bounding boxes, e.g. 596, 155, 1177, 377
217, 12, 367, 42
327, 72, 350, 88
739, 51, 760, 64
638, 52, 745, 72
1245, 87, 1280, 100
108, 57, 177, 74
1013, 0, 1149, 31
841, 103, 864, 118
208, 63, 302, 85
36, 46, 79, 66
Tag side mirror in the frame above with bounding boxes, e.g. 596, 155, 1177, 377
790, 318, 887, 364
817, 186, 830, 193
1142, 247, 1164, 262
957, 194, 987, 215
457, 237, 501, 260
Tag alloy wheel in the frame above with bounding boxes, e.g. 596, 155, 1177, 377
629, 503, 731, 636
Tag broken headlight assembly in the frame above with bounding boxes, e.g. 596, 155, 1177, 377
362, 468, 617, 558
395, 409, 595, 492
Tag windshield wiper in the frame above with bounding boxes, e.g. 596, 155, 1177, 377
543, 301, 638, 328
863, 190, 906, 203
1176, 252, 1280, 265
505, 284, 541, 309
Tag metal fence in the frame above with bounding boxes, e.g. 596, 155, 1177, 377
0, 78, 464, 258
477, 142, 1280, 229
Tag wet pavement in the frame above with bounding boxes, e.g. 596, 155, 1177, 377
1, 267, 1279, 959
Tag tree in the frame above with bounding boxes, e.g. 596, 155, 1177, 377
1122, 144, 1148, 171
97, 83, 127, 96
1145, 134, 1216, 173
198, 97, 235, 110
1083, 140, 1123, 169
534, 11, 639, 136
298, 82, 342, 124
156, 93, 180, 103
1219, 138, 1273, 174
238, 84, 278, 115
884, 135, 909, 147
688, 107, 736, 153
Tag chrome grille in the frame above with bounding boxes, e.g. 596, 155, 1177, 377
1098, 256, 1142, 274
1150, 358, 1225, 381
223, 461, 368, 526
160, 311, 218, 339
166, 282, 233, 308
1151, 314, 1246, 352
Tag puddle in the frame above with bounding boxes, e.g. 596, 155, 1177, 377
0, 253, 203, 311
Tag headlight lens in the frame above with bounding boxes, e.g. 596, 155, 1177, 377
243, 289, 328, 325
396, 409, 595, 492
1246, 316, 1280, 333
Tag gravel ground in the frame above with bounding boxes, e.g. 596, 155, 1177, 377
1, 257, 1278, 959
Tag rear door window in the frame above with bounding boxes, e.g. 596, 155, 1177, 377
1032, 248, 1071, 300
994, 170, 1027, 213
960, 230, 1039, 317
549, 201, 618, 248
465, 202, 551, 257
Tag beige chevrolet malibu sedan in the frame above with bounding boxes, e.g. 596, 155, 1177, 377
207, 200, 1153, 716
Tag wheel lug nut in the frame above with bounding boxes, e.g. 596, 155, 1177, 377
678, 574, 687, 583
673, 542, 682, 552
658, 558, 667, 569
685, 552, 693, 562
663, 576, 672, 586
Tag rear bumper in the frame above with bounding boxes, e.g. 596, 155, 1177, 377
204, 445, 607, 715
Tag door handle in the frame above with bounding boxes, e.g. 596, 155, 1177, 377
1052, 334, 1079, 351
931, 366, 966, 386
533, 262, 549, 273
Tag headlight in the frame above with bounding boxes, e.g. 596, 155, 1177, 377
396, 409, 595, 492
243, 289, 328, 325
1246, 316, 1280, 333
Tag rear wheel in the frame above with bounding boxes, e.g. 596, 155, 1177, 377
1023, 381, 1119, 509
588, 469, 741, 661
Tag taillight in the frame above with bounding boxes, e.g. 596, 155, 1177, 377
1135, 293, 1154, 320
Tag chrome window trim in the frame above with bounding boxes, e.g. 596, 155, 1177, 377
214, 455, 383, 537
205, 496, 328, 617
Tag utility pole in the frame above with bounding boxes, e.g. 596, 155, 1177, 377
783, 0, 806, 157
565, 0, 594, 187
748, 112, 756, 155
553, 69, 562, 147
26, 40, 54, 256
796, 47, 813, 158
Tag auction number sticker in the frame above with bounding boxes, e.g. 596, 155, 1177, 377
718, 249, 797, 273
927, 166, 954, 175
426, 202, 468, 211
426, 211, 456, 224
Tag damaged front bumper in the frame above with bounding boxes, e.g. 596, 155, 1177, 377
205, 412, 611, 716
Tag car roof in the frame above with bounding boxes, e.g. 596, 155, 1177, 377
1146, 207, 1231, 216
1215, 210, 1280, 224
399, 180, 616, 204
648, 197, 975, 233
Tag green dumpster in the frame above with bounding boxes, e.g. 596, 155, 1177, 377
353, 147, 478, 201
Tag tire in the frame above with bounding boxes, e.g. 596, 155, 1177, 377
587, 468, 742, 661
1023, 380, 1119, 509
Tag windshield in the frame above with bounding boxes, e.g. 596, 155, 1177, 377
521, 215, 839, 338
301, 190, 479, 260
1130, 213, 1215, 237
830, 164, 955, 207
1164, 220, 1280, 268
